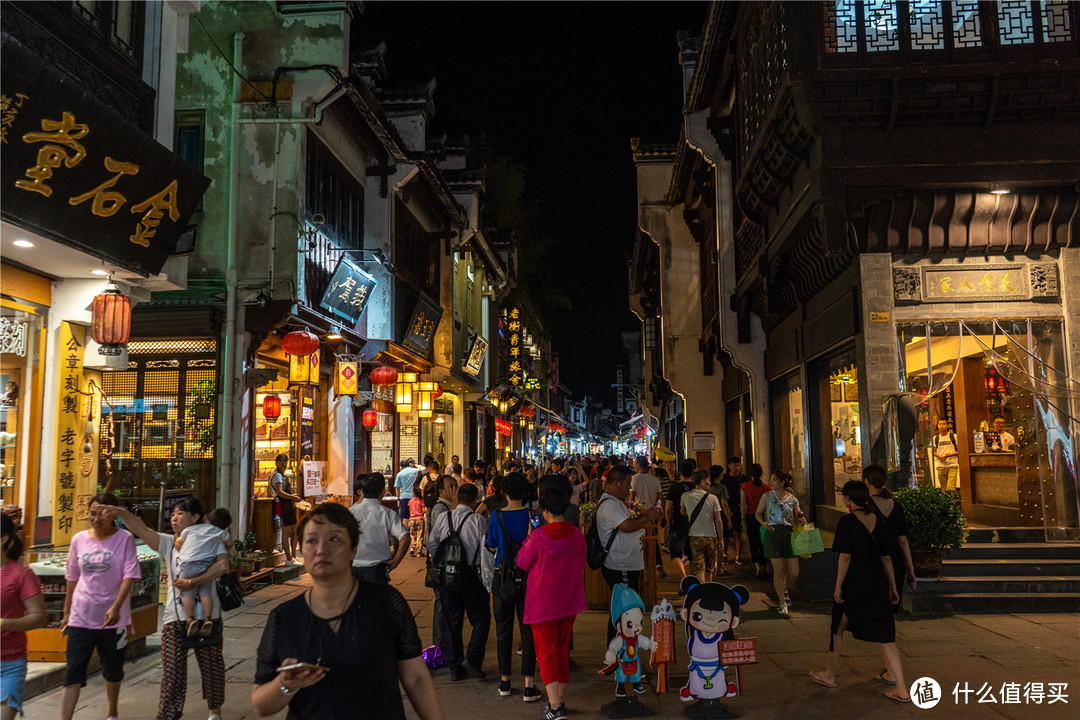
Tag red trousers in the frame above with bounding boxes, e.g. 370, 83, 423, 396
531, 614, 576, 684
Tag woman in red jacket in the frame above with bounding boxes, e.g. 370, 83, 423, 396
517, 477, 586, 720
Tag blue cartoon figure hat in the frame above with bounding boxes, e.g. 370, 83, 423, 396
610, 583, 646, 626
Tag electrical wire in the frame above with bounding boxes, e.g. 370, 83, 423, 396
192, 14, 274, 103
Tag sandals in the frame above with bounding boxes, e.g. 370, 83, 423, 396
884, 690, 911, 703
809, 671, 837, 688
875, 669, 897, 686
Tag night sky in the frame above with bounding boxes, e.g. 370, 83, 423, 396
354, 2, 708, 400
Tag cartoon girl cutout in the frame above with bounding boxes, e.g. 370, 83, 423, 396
679, 575, 750, 701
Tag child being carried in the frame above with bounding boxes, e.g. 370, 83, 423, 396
175, 507, 233, 637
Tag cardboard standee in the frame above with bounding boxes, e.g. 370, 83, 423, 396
649, 599, 677, 693
678, 576, 751, 718
601, 583, 656, 718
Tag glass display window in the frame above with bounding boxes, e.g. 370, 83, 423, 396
96, 340, 217, 528
0, 301, 45, 515
771, 373, 807, 509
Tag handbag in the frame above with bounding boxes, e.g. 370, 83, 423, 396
790, 527, 824, 556
216, 570, 244, 612
177, 618, 223, 650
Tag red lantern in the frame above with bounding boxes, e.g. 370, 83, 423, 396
281, 329, 320, 356
363, 409, 378, 430
91, 281, 131, 356
262, 394, 282, 420
433, 383, 443, 399
370, 366, 398, 387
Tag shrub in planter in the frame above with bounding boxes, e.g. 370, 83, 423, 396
894, 485, 966, 578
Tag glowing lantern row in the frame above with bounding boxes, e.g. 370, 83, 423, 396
494, 417, 513, 436
394, 375, 446, 415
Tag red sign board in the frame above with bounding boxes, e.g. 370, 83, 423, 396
719, 637, 758, 666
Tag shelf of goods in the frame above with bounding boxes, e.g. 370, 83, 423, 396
24, 543, 161, 661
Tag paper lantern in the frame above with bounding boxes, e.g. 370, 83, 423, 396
363, 409, 378, 430
417, 381, 436, 418
370, 366, 398, 387
396, 372, 417, 413
91, 281, 131, 356
335, 359, 358, 396
289, 352, 318, 386
433, 383, 443, 399
281, 329, 320, 357
262, 394, 282, 420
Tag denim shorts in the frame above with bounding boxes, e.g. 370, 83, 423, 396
1, 657, 28, 715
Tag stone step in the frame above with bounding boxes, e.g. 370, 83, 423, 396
948, 542, 1080, 560
964, 527, 1049, 544
906, 591, 1080, 615
919, 575, 1080, 595
942, 557, 1080, 576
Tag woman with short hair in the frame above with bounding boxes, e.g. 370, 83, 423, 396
61, 493, 142, 720
252, 503, 444, 719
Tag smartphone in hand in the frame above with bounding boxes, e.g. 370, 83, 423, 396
276, 661, 329, 674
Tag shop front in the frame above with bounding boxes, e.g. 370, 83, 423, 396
892, 257, 1079, 537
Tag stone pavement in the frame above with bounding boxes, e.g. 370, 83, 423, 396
21, 553, 1080, 720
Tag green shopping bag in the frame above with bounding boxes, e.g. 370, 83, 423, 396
790, 528, 824, 556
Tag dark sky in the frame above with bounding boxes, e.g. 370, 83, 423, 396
354, 2, 707, 399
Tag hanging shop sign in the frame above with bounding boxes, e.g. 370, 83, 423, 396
333, 356, 359, 396
320, 256, 378, 324
0, 35, 210, 276
463, 334, 489, 376
298, 389, 315, 459
893, 263, 1060, 304
0, 316, 28, 356
401, 293, 443, 356
507, 307, 523, 387
53, 323, 96, 545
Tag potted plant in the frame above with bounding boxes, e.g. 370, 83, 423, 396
236, 531, 258, 575
253, 549, 265, 572
894, 485, 966, 579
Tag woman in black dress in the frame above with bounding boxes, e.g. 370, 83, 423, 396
251, 503, 444, 719
810, 481, 910, 703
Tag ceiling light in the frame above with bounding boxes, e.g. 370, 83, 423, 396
989, 185, 1010, 195
13, 240, 33, 248
91, 269, 110, 276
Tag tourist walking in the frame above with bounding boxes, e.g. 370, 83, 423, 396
810, 481, 910, 703
741, 464, 769, 578
1, 512, 45, 720
680, 470, 724, 583
754, 471, 803, 615
864, 464, 917, 621
517, 478, 586, 720
485, 472, 539, 702
252, 503, 443, 718
349, 473, 410, 584
103, 499, 229, 720
61, 493, 142, 720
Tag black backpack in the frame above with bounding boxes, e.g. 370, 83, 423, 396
422, 482, 440, 510
425, 511, 478, 592
585, 497, 619, 570
493, 510, 528, 601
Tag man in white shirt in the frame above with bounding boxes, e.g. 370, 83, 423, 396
426, 482, 490, 681
630, 455, 662, 509
349, 473, 409, 584
596, 465, 662, 643
680, 469, 724, 583
988, 416, 1016, 453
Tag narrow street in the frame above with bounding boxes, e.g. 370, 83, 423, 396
21, 554, 1079, 720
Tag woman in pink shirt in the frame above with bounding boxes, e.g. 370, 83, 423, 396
516, 478, 586, 720
1, 512, 45, 720
61, 493, 141, 720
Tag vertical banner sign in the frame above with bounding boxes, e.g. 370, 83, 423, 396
53, 323, 86, 545
943, 384, 956, 432
298, 388, 315, 468
507, 308, 523, 387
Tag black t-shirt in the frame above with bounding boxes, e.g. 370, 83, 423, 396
721, 473, 747, 514
666, 480, 693, 532
255, 582, 422, 719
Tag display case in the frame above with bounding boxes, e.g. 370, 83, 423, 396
24, 542, 161, 661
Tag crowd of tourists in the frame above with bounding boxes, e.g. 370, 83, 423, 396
0, 452, 917, 719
